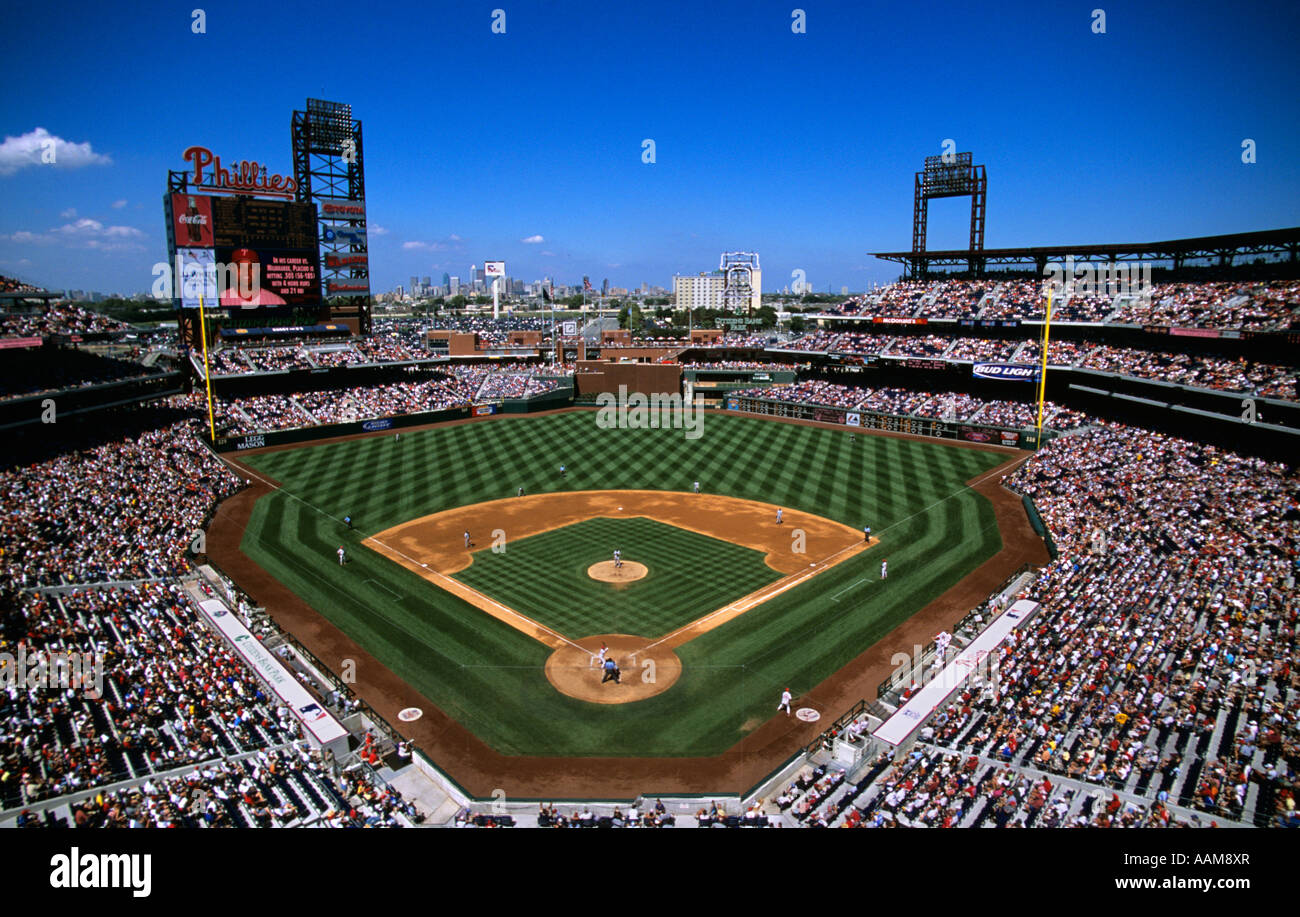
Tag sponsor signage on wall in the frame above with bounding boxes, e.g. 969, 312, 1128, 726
316, 196, 367, 220
972, 362, 1041, 381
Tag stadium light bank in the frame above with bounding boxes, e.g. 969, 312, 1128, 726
594, 384, 706, 441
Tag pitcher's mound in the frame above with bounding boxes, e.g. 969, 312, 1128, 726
587, 560, 647, 584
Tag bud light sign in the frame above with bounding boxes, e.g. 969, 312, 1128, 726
362, 418, 393, 432
973, 363, 1040, 381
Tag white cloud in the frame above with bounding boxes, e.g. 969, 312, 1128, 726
521, 234, 545, 244
0, 127, 112, 176
111, 199, 127, 209
60, 207, 77, 220
1, 219, 146, 251
368, 224, 388, 235
403, 236, 462, 252
540, 250, 556, 257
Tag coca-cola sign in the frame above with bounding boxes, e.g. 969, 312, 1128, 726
182, 145, 296, 199
170, 193, 214, 248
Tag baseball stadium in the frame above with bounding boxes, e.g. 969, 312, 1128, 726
2, 4, 1298, 843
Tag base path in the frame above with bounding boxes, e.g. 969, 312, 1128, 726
365, 489, 868, 577
364, 489, 874, 704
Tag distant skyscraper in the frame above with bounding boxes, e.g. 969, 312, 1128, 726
422, 276, 431, 289
601, 278, 609, 296
450, 276, 460, 295
442, 272, 450, 288
410, 276, 419, 294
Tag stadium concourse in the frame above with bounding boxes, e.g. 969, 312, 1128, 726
0, 278, 1296, 828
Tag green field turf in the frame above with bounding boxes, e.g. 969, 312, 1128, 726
454, 516, 782, 638
237, 410, 1006, 757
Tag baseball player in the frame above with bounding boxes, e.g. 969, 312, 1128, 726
337, 546, 346, 565
592, 642, 609, 669
344, 514, 353, 530
776, 508, 783, 525
394, 432, 400, 443
863, 525, 871, 542
693, 481, 700, 493
464, 530, 472, 549
559, 463, 566, 477
613, 549, 622, 569
778, 687, 792, 716
517, 486, 524, 497
881, 559, 888, 580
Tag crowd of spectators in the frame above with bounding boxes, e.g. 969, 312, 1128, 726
1, 303, 131, 338
731, 381, 1092, 431
819, 278, 1300, 330
921, 422, 1300, 827
0, 410, 242, 587
0, 275, 49, 295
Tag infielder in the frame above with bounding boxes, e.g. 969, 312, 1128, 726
776, 508, 784, 525
778, 687, 792, 716
693, 481, 700, 493
464, 530, 471, 549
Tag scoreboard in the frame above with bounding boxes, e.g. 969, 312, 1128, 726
167, 192, 322, 308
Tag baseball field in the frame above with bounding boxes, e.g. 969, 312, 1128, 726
222, 408, 1017, 765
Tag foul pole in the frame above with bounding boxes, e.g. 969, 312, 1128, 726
197, 293, 216, 441
1034, 288, 1053, 438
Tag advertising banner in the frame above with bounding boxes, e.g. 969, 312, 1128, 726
972, 362, 1041, 381
322, 225, 366, 245
813, 407, 846, 425
178, 248, 218, 309
171, 193, 214, 248
846, 412, 861, 427
484, 261, 506, 277
325, 252, 369, 269
316, 196, 367, 220
473, 404, 496, 416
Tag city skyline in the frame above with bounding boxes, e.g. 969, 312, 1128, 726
1, 0, 1297, 298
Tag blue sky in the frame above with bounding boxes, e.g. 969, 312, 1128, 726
1, 0, 1297, 296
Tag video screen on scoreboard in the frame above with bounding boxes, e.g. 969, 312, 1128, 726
170, 193, 321, 307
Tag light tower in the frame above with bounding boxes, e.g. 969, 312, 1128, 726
719, 251, 761, 313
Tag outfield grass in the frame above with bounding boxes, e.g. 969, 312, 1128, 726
455, 516, 781, 638
238, 410, 1006, 756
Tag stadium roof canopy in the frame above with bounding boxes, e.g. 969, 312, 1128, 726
874, 226, 1300, 277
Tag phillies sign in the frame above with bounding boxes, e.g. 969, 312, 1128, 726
182, 145, 297, 199
973, 362, 1040, 381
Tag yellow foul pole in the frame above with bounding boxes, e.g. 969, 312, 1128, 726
197, 293, 216, 441
1035, 288, 1053, 438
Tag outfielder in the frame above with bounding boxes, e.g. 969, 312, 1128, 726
881, 559, 888, 580
337, 546, 346, 565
